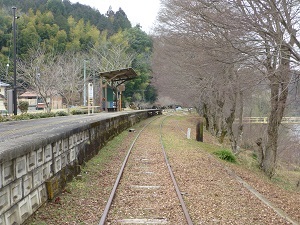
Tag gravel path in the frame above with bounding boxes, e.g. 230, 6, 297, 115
24, 114, 300, 225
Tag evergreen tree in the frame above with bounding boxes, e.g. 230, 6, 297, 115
113, 8, 131, 33
0, 0, 156, 105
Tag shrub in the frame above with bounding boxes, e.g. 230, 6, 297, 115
0, 115, 12, 122
56, 111, 69, 116
70, 109, 86, 115
18, 101, 29, 114
252, 153, 258, 160
12, 113, 31, 120
34, 112, 56, 118
213, 149, 236, 163
43, 112, 56, 118
28, 113, 39, 119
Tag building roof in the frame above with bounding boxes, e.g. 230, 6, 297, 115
19, 91, 38, 97
0, 81, 10, 87
99, 68, 138, 83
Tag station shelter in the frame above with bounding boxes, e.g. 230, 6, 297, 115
99, 68, 137, 112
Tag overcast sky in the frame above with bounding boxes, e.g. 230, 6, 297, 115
68, 0, 161, 33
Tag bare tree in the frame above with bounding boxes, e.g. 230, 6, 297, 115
153, 0, 300, 177
55, 51, 85, 109
91, 41, 135, 72
153, 1, 251, 153
89, 39, 136, 108
18, 47, 60, 112
233, 0, 300, 177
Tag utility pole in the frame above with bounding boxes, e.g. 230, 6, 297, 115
12, 7, 17, 115
83, 60, 87, 106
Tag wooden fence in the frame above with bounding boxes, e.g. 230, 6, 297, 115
239, 117, 300, 124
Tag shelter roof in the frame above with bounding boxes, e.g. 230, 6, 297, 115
99, 68, 137, 82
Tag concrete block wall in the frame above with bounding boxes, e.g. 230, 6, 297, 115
0, 110, 159, 224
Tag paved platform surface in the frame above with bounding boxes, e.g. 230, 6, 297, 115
0, 113, 117, 142
0, 111, 142, 152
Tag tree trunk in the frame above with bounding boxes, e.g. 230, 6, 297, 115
216, 96, 225, 142
225, 92, 238, 153
226, 110, 238, 153
237, 90, 244, 146
262, 44, 290, 178
255, 138, 264, 168
225, 65, 239, 153
263, 80, 288, 177
218, 124, 227, 144
202, 103, 210, 131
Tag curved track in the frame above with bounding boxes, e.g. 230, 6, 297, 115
98, 116, 193, 225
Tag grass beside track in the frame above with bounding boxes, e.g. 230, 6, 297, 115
162, 114, 300, 191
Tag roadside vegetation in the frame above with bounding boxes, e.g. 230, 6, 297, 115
0, 108, 89, 123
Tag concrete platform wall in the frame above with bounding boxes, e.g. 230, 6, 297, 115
0, 110, 160, 225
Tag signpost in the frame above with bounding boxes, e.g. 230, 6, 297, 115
88, 83, 93, 114
118, 84, 125, 111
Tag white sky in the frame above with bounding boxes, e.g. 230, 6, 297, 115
68, 0, 161, 33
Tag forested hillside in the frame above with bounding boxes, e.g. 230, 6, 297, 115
0, 0, 157, 105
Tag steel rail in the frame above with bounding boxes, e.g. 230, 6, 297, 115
160, 116, 194, 225
98, 115, 194, 225
98, 116, 159, 225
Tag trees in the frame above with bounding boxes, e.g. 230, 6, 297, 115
0, 1, 156, 112
88, 27, 157, 105
233, 0, 300, 177
55, 51, 85, 108
154, 1, 249, 151
18, 47, 60, 112
90, 31, 135, 72
18, 48, 87, 111
124, 26, 157, 103
153, 0, 300, 177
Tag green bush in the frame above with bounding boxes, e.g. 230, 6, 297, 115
43, 112, 56, 118
9, 112, 57, 121
12, 113, 31, 120
28, 113, 39, 119
18, 101, 29, 113
70, 109, 86, 115
56, 111, 69, 116
0, 109, 84, 123
213, 149, 236, 163
0, 114, 12, 122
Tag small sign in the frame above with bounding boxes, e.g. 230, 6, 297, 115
118, 84, 125, 92
187, 128, 191, 139
88, 83, 93, 99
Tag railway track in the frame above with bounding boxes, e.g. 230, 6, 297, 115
98, 116, 193, 225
